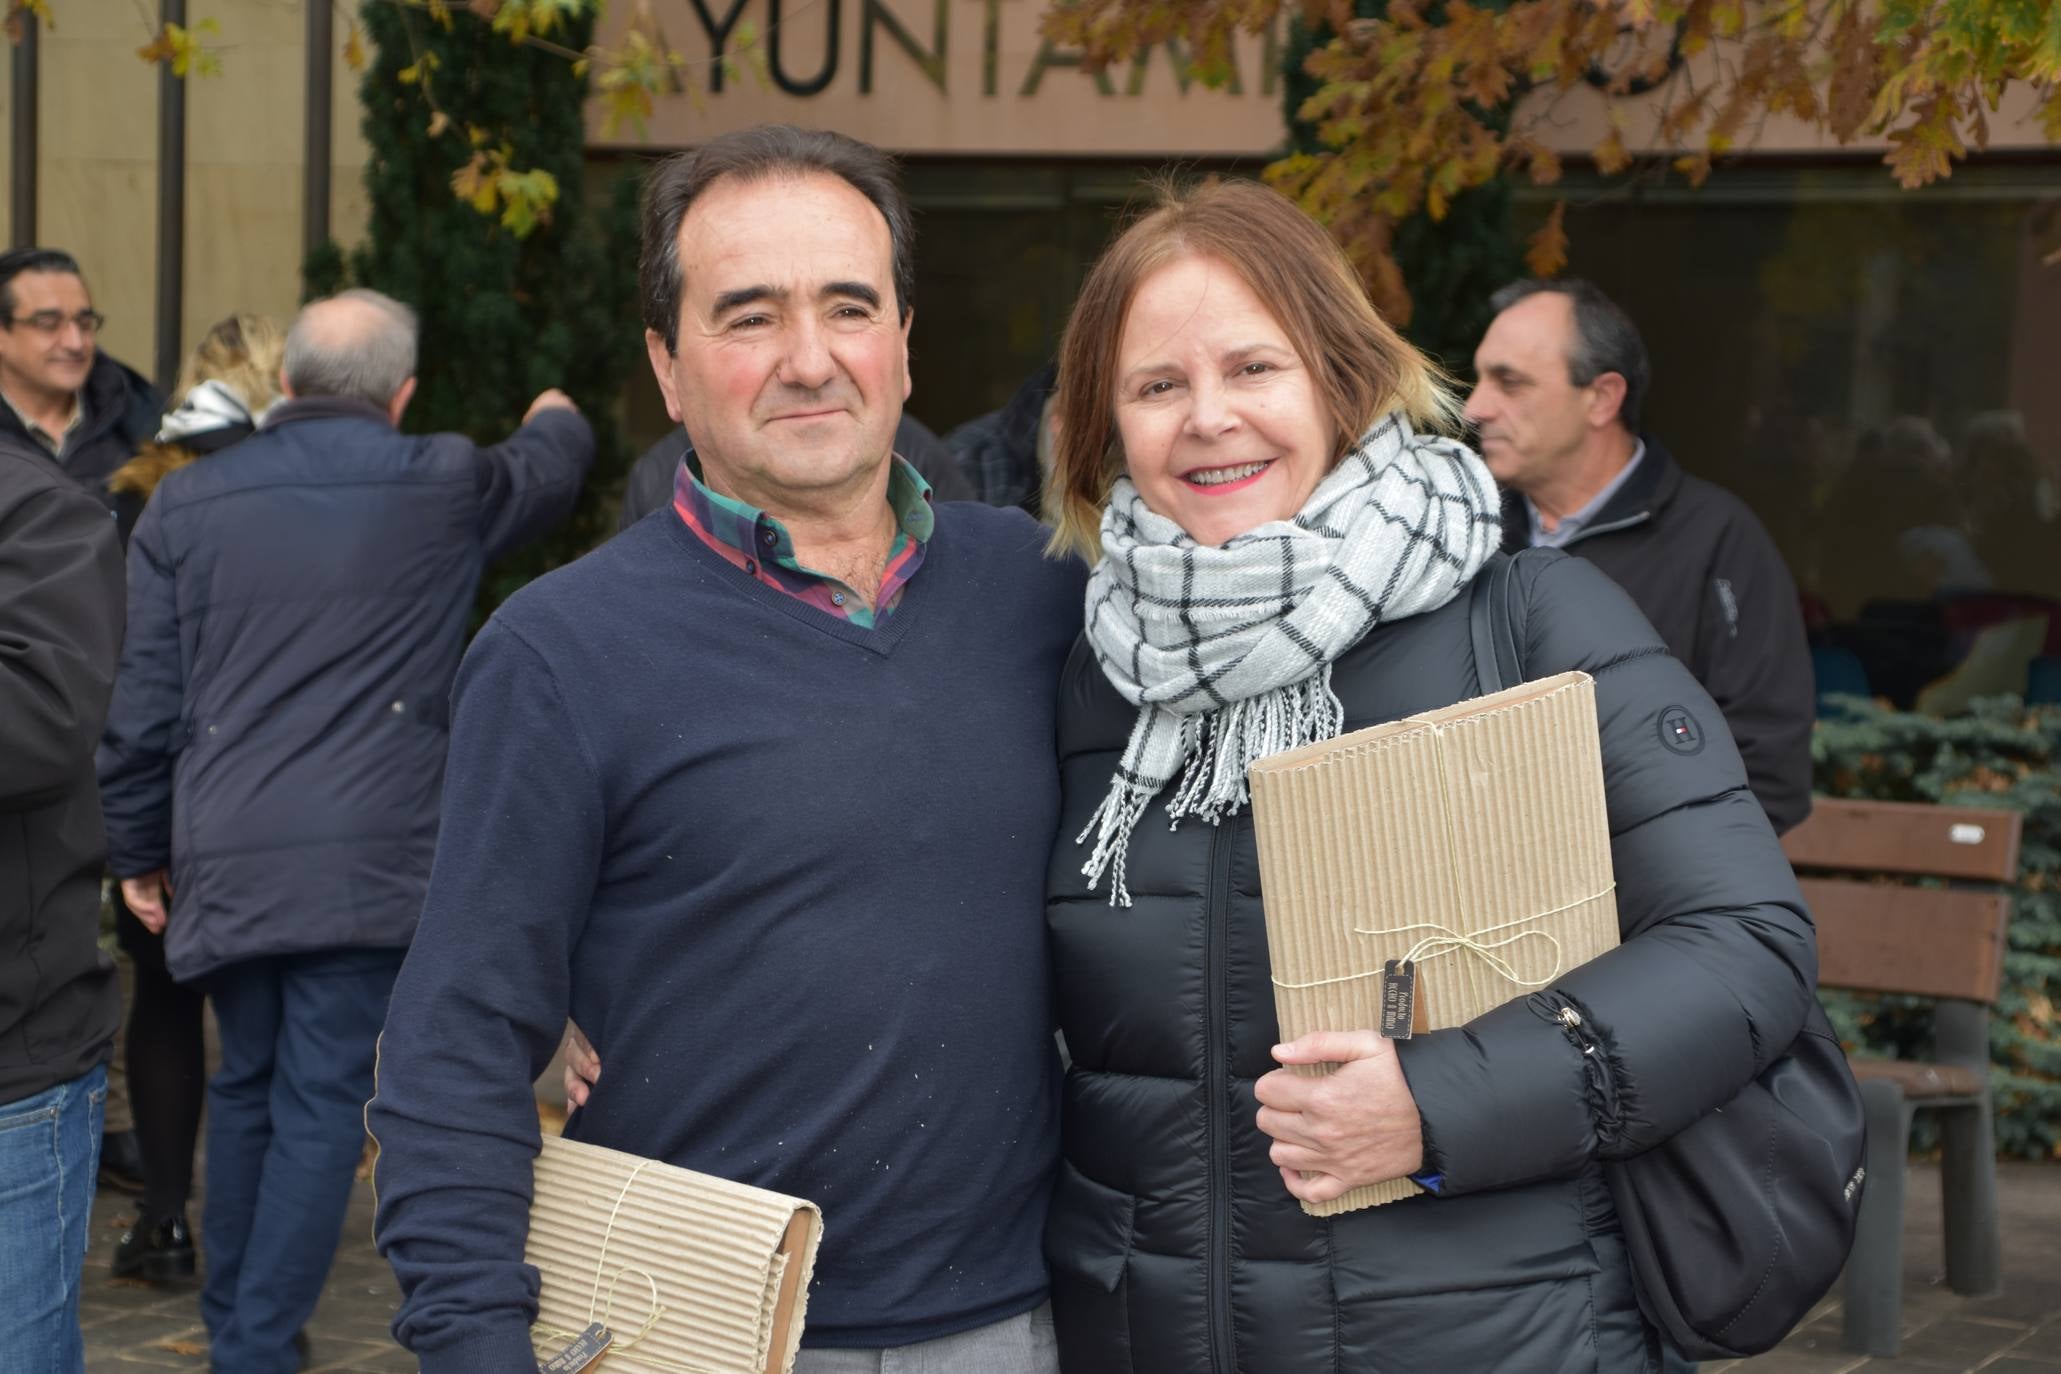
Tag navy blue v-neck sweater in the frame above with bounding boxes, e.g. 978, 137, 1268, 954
368, 501, 1086, 1371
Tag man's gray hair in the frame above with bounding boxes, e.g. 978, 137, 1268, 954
283, 289, 419, 408
1488, 278, 1650, 433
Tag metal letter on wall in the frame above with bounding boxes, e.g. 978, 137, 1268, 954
860, 0, 947, 95
768, 0, 842, 97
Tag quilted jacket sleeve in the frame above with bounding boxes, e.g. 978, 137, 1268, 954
96, 501, 183, 876
1395, 551, 1818, 1197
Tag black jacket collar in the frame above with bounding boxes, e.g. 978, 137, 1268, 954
263, 396, 395, 430
1501, 435, 1682, 552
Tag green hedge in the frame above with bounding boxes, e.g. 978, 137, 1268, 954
1812, 696, 2061, 1160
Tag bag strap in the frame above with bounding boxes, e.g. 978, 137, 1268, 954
1468, 551, 1526, 694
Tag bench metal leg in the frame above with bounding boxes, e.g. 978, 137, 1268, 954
1940, 1093, 2002, 1295
1843, 1081, 1914, 1357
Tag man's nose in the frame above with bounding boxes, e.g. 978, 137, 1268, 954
778, 319, 836, 390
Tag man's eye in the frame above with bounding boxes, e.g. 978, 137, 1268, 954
731, 315, 769, 330
833, 305, 870, 319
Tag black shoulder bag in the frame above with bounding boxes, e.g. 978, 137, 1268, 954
1469, 551, 1867, 1361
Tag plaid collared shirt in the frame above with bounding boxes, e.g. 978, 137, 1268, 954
1, 386, 83, 458
670, 448, 934, 628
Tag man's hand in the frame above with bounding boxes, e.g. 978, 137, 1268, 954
523, 389, 578, 424
562, 1023, 601, 1108
1254, 1030, 1425, 1205
121, 870, 174, 935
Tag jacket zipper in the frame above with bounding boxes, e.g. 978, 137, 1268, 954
1205, 819, 1236, 1374
1528, 994, 1623, 1145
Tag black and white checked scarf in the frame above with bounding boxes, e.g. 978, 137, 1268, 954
1078, 415, 1503, 906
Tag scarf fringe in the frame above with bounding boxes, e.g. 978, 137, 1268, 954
1081, 667, 1344, 906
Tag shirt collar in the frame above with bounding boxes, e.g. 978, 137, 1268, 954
1526, 439, 1646, 549
1, 385, 83, 457
672, 449, 935, 563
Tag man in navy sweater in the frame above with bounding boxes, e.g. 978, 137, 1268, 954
367, 126, 1084, 1372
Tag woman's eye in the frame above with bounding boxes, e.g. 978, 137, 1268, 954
1240, 362, 1273, 377
1141, 379, 1176, 398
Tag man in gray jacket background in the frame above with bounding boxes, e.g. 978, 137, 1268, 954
1469, 278, 1816, 833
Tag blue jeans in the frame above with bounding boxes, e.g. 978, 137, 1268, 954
0, 1063, 107, 1374
202, 949, 403, 1374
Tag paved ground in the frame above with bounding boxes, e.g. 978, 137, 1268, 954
82, 1158, 2061, 1372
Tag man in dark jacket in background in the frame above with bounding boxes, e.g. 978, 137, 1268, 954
96, 288, 592, 1373
1469, 278, 1815, 833
0, 248, 162, 515
0, 436, 125, 1371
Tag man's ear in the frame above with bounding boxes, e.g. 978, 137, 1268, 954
387, 376, 417, 427
1586, 372, 1629, 432
900, 307, 914, 403
645, 329, 685, 424
278, 366, 295, 401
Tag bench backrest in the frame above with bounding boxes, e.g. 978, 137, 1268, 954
1783, 798, 2021, 1005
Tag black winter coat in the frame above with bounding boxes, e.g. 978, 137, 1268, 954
0, 439, 123, 1104
1501, 439, 1815, 834
95, 398, 593, 982
1045, 551, 1817, 1374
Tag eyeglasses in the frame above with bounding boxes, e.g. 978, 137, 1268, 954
3, 309, 107, 336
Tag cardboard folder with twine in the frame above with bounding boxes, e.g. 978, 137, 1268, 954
525, 1134, 823, 1373
1248, 671, 1622, 1217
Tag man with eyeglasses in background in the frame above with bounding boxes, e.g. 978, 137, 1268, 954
0, 248, 163, 522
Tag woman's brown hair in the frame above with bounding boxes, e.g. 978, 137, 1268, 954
1045, 177, 1461, 561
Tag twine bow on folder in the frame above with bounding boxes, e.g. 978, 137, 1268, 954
1266, 709, 1611, 1000
534, 1159, 720, 1374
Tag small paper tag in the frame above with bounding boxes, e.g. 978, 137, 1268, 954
538, 1323, 613, 1373
1380, 960, 1417, 1040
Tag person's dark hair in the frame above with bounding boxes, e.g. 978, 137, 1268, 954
0, 247, 86, 320
638, 125, 915, 354
1488, 278, 1650, 433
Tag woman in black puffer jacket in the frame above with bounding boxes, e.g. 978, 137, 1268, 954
1039, 179, 1816, 1374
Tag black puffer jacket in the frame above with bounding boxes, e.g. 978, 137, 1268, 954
1045, 550, 1817, 1374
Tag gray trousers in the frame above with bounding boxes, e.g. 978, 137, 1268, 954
794, 1304, 1057, 1374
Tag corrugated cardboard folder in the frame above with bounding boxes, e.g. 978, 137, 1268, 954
1248, 671, 1622, 1216
525, 1134, 823, 1373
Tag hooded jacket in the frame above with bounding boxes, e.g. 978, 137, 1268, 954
1045, 550, 1817, 1374
95, 397, 593, 981
0, 438, 123, 1104
1501, 438, 1815, 833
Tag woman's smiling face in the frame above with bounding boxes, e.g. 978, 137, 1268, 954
1113, 253, 1338, 547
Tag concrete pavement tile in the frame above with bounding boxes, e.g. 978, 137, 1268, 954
2009, 1324, 2061, 1358
1978, 1361, 2061, 1373
1724, 1346, 1872, 1374
1887, 1317, 2040, 1369
302, 1336, 410, 1372
1968, 1288, 2061, 1325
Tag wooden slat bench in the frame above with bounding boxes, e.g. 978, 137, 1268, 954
1783, 797, 2023, 1357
